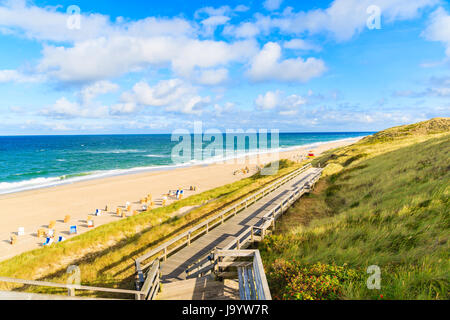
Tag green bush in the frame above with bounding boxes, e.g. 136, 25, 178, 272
267, 259, 362, 300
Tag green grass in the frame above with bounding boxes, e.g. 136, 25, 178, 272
260, 118, 450, 300
0, 159, 306, 297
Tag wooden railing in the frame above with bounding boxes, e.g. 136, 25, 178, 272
215, 250, 271, 300
135, 163, 312, 275
0, 276, 140, 300
136, 260, 160, 300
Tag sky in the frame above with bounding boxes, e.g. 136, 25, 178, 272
0, 0, 449, 135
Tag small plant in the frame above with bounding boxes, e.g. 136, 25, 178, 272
267, 259, 362, 300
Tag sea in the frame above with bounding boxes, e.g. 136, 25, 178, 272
0, 132, 373, 195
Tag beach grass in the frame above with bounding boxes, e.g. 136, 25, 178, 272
0, 158, 306, 297
259, 118, 449, 300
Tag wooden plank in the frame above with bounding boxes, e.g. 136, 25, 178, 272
253, 251, 271, 300
247, 267, 256, 300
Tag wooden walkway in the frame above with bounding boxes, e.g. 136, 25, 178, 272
160, 167, 322, 283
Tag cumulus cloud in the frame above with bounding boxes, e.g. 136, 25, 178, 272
283, 39, 322, 51
263, 0, 284, 11
196, 68, 229, 85
0, 69, 44, 83
422, 7, 450, 57
40, 97, 109, 119
0, 0, 194, 42
37, 37, 257, 83
119, 79, 212, 115
254, 90, 307, 115
228, 0, 438, 41
248, 42, 326, 82
79, 81, 119, 104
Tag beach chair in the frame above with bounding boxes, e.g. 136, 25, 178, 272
56, 235, 65, 243
95, 209, 102, 216
126, 205, 131, 212
133, 210, 139, 216
43, 237, 54, 246
49, 221, 56, 229
142, 204, 148, 211
37, 228, 46, 238
105, 205, 109, 212
70, 226, 77, 235
47, 229, 55, 238
64, 215, 71, 223
121, 210, 126, 218
10, 235, 17, 245
140, 198, 145, 204
18, 227, 25, 236
87, 218, 94, 228
117, 208, 122, 216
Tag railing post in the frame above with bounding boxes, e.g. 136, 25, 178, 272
164, 247, 167, 261
251, 227, 254, 242
236, 239, 240, 250
188, 232, 191, 246
221, 214, 224, 224
234, 207, 237, 216
206, 222, 209, 234
67, 286, 75, 297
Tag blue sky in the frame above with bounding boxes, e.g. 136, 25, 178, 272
0, 0, 449, 135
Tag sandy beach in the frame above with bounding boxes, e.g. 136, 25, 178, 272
0, 137, 362, 262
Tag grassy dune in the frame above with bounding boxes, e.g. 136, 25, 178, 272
260, 118, 449, 300
0, 159, 304, 297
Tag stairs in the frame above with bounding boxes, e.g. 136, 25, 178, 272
156, 276, 239, 300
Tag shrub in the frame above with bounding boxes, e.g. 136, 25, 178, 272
267, 259, 362, 300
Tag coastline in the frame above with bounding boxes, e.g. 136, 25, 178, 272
0, 136, 368, 196
0, 136, 364, 262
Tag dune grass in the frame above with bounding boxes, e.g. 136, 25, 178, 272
260, 118, 449, 300
0, 159, 305, 297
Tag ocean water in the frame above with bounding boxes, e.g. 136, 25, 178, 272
0, 132, 372, 194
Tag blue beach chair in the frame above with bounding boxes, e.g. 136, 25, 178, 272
70, 225, 77, 235
43, 237, 54, 246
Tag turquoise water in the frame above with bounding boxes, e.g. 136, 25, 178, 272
0, 132, 372, 194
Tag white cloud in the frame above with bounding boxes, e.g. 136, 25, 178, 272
200, 15, 231, 36
0, 1, 194, 42
255, 90, 282, 110
41, 97, 109, 119
213, 102, 235, 116
197, 68, 229, 85
119, 79, 212, 115
255, 90, 307, 115
422, 7, 450, 57
0, 69, 44, 83
37, 37, 257, 83
229, 0, 438, 41
284, 39, 322, 51
248, 42, 326, 82
263, 0, 284, 11
79, 81, 119, 104
223, 22, 261, 38
234, 5, 250, 13
195, 6, 233, 19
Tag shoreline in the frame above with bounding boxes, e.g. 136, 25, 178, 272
0, 136, 364, 262
0, 136, 365, 196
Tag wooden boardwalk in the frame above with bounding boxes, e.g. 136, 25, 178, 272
160, 167, 322, 283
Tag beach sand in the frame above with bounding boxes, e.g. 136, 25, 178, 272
0, 137, 362, 261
